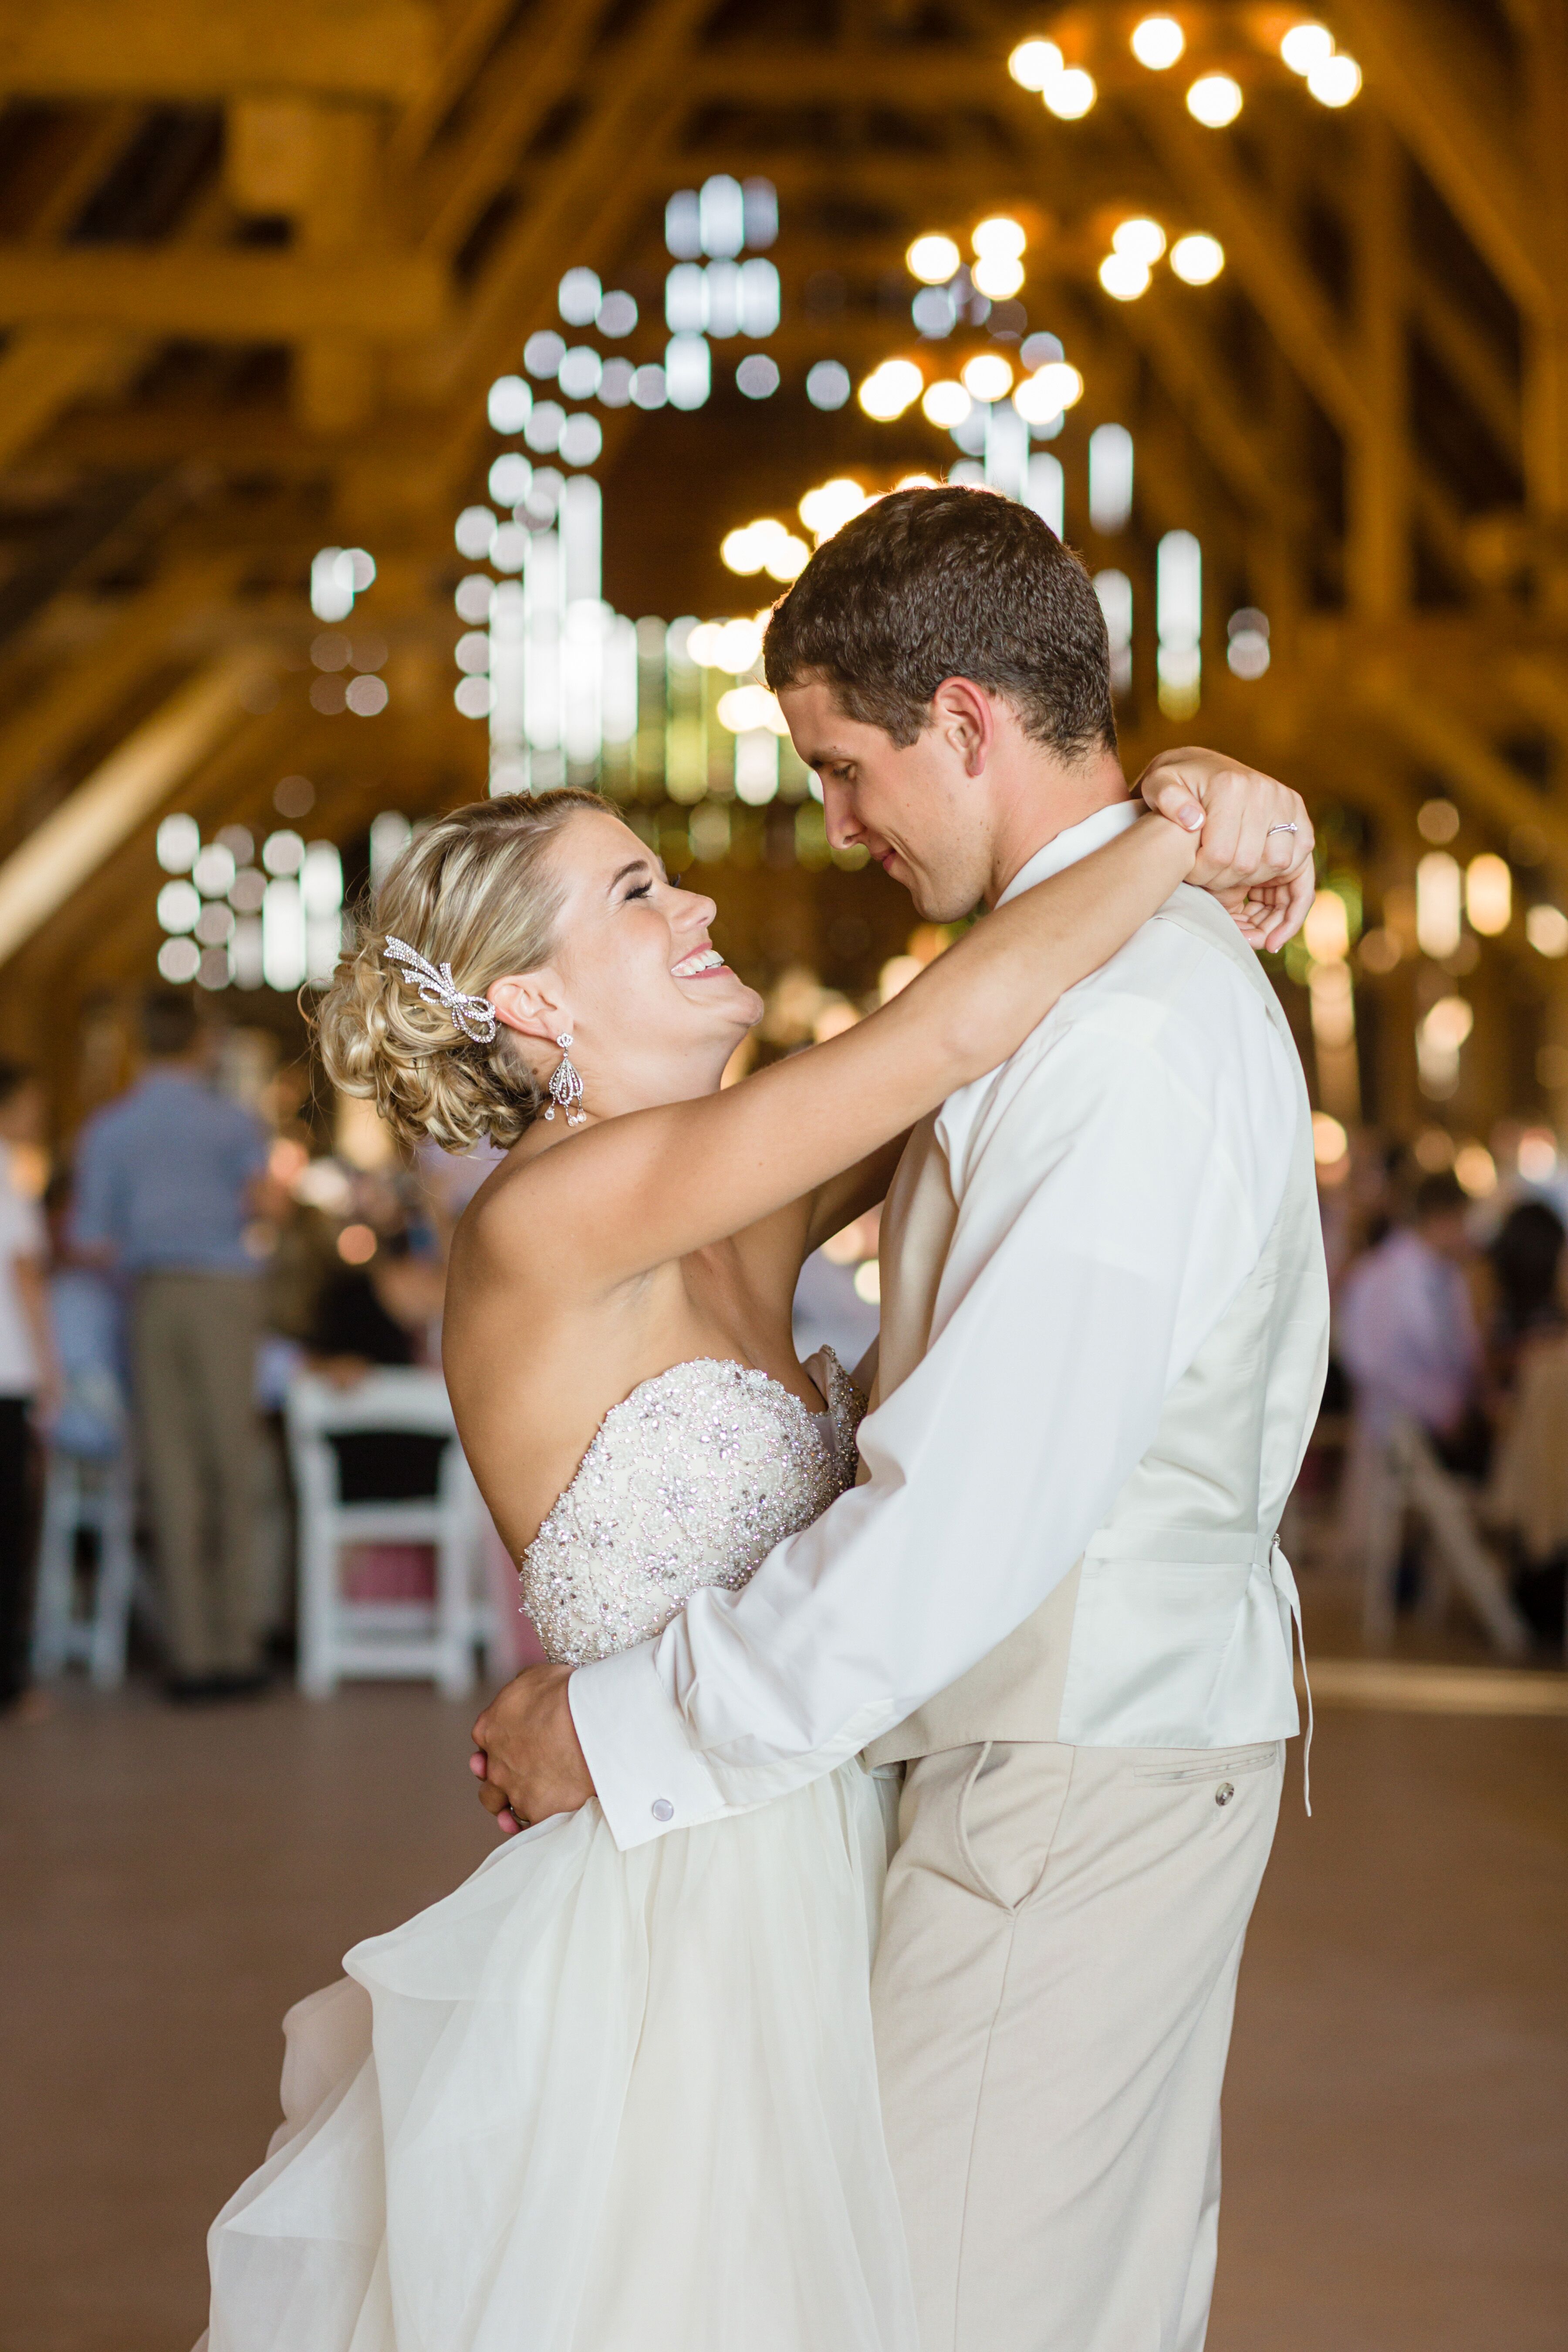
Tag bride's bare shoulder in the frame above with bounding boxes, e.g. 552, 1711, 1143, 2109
453, 1128, 655, 1304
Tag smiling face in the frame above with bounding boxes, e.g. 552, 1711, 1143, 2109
487, 809, 763, 1119
777, 677, 1000, 922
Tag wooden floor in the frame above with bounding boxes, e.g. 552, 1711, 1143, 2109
2, 1678, 1564, 2352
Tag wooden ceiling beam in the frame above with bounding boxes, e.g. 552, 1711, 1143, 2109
1358, 660, 1568, 859
1329, 0, 1548, 317
412, 0, 613, 263
0, 243, 447, 343
0, 554, 247, 798
0, 328, 126, 468
1411, 273, 1521, 463
0, 649, 271, 968
398, 0, 713, 520
1125, 97, 1369, 443
0, 0, 436, 103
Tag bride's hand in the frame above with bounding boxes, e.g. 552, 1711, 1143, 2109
471, 1664, 595, 1831
1134, 747, 1315, 954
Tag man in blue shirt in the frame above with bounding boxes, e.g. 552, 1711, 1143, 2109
74, 994, 269, 1696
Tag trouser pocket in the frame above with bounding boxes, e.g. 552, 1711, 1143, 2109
954, 1740, 1076, 1914
1130, 1741, 1282, 1786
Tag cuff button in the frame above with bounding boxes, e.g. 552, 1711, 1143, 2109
651, 1798, 674, 1823
1215, 1782, 1235, 1807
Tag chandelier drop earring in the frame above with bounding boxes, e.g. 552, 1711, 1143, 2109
543, 1034, 587, 1125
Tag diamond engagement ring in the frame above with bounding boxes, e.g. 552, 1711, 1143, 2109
1266, 822, 1299, 836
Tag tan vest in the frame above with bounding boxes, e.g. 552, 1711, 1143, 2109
865, 886, 1329, 1763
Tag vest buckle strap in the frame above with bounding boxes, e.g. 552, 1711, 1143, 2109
1267, 1538, 1313, 1816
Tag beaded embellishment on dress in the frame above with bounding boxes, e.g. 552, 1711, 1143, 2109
521, 1351, 864, 1665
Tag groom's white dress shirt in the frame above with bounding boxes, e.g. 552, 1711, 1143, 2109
570, 802, 1304, 1852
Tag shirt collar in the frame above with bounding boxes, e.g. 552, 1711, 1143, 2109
935, 798, 1141, 1182
995, 798, 1140, 909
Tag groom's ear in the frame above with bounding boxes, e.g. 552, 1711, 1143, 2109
928, 676, 997, 777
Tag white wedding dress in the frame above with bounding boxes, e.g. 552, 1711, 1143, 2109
201, 1351, 918, 2352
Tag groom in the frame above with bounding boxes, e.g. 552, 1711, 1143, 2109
475, 486, 1329, 2351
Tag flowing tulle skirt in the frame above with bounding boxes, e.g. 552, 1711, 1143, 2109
201, 1762, 917, 2352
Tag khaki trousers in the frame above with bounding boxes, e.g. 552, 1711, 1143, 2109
872, 1737, 1284, 2352
132, 1272, 261, 1678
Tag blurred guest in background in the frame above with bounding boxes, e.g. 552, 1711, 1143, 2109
1486, 1198, 1566, 1393
72, 995, 268, 1700
0, 1064, 58, 1711
1339, 1169, 1487, 1476
44, 1170, 126, 1465
306, 1240, 424, 1386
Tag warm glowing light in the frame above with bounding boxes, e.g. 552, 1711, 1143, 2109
1455, 1143, 1497, 1198
1169, 233, 1224, 284
1416, 853, 1463, 959
879, 954, 923, 1001
717, 683, 791, 735
1281, 22, 1335, 74
973, 216, 1027, 260
1130, 15, 1185, 69
907, 233, 961, 284
689, 617, 766, 672
1423, 996, 1473, 1050
721, 518, 801, 576
960, 351, 1015, 403
858, 359, 925, 420
1466, 853, 1511, 936
1307, 52, 1362, 105
1099, 253, 1152, 301
720, 525, 765, 574
922, 379, 972, 427
1008, 38, 1063, 90
1311, 1112, 1348, 1166
1113, 217, 1167, 265
1519, 1129, 1558, 1180
1304, 892, 1350, 962
1014, 361, 1084, 422
1418, 798, 1460, 844
1042, 66, 1097, 118
799, 477, 869, 541
763, 534, 810, 581
973, 253, 1026, 299
1186, 72, 1243, 126
1527, 903, 1568, 958
338, 1223, 377, 1266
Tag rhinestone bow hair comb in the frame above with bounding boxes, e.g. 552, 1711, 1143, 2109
383, 936, 498, 1044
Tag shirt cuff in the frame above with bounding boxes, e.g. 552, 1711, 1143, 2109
568, 1642, 734, 1851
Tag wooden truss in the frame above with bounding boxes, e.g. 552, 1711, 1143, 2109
0, 0, 1562, 1145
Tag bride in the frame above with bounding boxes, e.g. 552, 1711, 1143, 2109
201, 770, 1301, 2352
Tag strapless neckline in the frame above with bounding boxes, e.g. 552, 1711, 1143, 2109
530, 1349, 843, 1538
519, 1349, 863, 1666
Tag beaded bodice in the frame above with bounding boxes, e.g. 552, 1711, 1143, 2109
521, 1351, 864, 1666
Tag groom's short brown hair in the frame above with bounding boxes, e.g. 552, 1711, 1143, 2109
764, 485, 1116, 760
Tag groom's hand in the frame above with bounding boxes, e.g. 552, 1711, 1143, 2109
1135, 747, 1315, 954
470, 1664, 595, 1833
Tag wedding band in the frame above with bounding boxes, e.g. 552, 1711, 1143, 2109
1266, 822, 1299, 836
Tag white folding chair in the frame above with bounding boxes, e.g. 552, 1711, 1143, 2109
1361, 1413, 1531, 1658
31, 1445, 138, 1689
286, 1367, 490, 1698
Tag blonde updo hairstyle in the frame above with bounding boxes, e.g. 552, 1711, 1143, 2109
317, 787, 608, 1154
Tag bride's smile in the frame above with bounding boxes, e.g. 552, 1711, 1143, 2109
482, 811, 765, 1128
